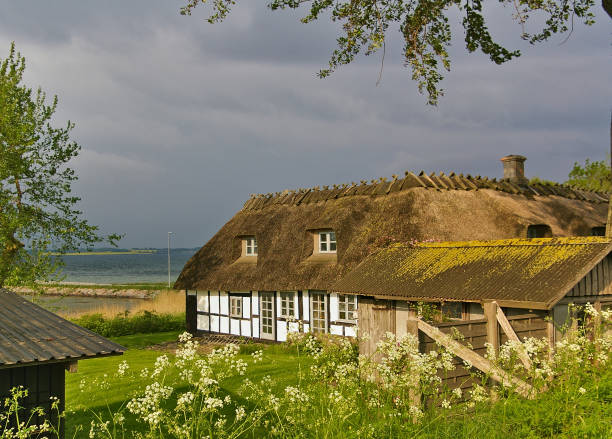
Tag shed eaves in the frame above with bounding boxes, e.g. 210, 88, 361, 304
332, 237, 612, 309
0, 289, 125, 368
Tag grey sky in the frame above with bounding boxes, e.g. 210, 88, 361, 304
1, 1, 610, 248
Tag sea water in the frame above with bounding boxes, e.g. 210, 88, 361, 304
55, 248, 197, 284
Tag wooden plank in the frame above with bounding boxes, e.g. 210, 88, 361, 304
494, 303, 532, 369
604, 257, 610, 294
484, 302, 499, 352
415, 319, 533, 398
406, 319, 421, 411
593, 264, 599, 295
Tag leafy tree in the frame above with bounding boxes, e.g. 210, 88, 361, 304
0, 43, 120, 287
180, 0, 607, 105
566, 158, 611, 192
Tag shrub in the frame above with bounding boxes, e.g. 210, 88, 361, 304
71, 310, 185, 337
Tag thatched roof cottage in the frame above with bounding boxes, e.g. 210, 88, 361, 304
176, 155, 609, 345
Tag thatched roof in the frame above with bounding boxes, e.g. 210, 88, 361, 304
175, 173, 609, 292
332, 237, 612, 309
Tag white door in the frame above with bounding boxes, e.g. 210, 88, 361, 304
260, 292, 275, 340
310, 292, 327, 333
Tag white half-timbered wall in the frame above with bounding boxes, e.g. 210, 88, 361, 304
193, 290, 358, 341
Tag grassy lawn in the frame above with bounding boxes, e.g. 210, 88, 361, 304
61, 331, 611, 438
64, 333, 304, 437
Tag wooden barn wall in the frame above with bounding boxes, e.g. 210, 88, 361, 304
0, 363, 66, 438
566, 255, 612, 300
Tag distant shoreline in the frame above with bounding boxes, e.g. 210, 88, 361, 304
51, 250, 158, 256
12, 282, 178, 299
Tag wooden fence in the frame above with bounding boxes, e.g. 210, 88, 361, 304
358, 299, 552, 396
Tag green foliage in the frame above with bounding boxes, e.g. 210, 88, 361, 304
529, 176, 558, 186
71, 311, 185, 337
566, 158, 611, 192
0, 43, 120, 288
179, 0, 598, 105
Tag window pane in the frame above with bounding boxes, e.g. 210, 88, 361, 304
330, 232, 336, 242
320, 242, 327, 252
320, 233, 327, 242
330, 242, 336, 251
441, 302, 462, 320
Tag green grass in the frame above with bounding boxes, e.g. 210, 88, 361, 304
64, 336, 304, 438
108, 331, 183, 349
61, 334, 611, 439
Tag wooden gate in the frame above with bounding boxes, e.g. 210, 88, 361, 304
358, 297, 396, 356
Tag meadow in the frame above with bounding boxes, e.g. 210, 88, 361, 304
2, 305, 611, 439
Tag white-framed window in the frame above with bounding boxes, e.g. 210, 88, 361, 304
310, 292, 327, 333
338, 294, 357, 322
280, 291, 295, 318
230, 296, 242, 318
245, 237, 258, 256
318, 231, 336, 253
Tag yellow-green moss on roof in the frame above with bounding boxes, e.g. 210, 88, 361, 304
414, 237, 611, 248
332, 238, 612, 309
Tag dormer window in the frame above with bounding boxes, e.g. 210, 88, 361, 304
319, 231, 336, 253
244, 237, 258, 256
591, 226, 606, 236
527, 224, 552, 238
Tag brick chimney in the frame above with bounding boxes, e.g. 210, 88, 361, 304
500, 155, 528, 185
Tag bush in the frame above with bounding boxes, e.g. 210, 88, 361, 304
71, 310, 185, 337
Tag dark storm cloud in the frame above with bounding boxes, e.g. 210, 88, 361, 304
0, 1, 609, 247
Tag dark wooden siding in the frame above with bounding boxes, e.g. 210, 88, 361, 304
0, 363, 66, 438
419, 311, 548, 393
186, 292, 197, 335
567, 254, 612, 298
420, 319, 488, 392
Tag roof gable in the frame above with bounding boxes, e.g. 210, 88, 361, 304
331, 237, 612, 309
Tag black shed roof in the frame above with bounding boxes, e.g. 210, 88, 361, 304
0, 289, 125, 369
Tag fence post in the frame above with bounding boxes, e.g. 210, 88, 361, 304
406, 319, 422, 417
484, 302, 499, 352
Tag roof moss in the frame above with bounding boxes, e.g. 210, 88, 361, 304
392, 238, 607, 283
332, 237, 612, 307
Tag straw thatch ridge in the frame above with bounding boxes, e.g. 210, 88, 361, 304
241, 172, 608, 211
175, 185, 609, 292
